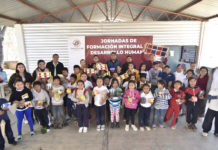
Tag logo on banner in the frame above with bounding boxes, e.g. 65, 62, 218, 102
72, 40, 81, 48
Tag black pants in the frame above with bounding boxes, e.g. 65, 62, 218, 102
77, 104, 89, 127
106, 100, 110, 122
0, 119, 15, 150
202, 108, 218, 134
95, 105, 106, 125
138, 106, 151, 127
198, 99, 207, 117
34, 109, 50, 129
126, 108, 136, 125
186, 103, 199, 124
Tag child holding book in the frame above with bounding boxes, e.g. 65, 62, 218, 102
71, 80, 90, 133
122, 80, 140, 131
153, 80, 171, 128
139, 84, 154, 131
108, 79, 123, 128
93, 77, 109, 131
9, 80, 35, 140
32, 81, 50, 134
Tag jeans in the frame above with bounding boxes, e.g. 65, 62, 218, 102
138, 106, 151, 127
52, 105, 66, 125
95, 105, 106, 125
16, 107, 34, 135
77, 104, 89, 127
153, 108, 167, 126
66, 98, 77, 118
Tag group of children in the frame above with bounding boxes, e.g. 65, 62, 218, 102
1, 54, 218, 149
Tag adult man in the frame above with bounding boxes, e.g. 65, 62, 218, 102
107, 52, 121, 72
46, 54, 64, 77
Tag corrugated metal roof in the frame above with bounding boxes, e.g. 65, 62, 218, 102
0, 0, 217, 26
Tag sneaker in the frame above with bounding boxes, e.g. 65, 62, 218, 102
78, 127, 83, 133
145, 126, 151, 131
152, 124, 156, 129
186, 124, 192, 129
30, 131, 35, 136
140, 127, 145, 131
101, 125, 105, 131
131, 125, 138, 131
171, 126, 176, 130
53, 124, 58, 129
46, 129, 50, 133
24, 119, 28, 124
83, 127, 88, 133
125, 125, 129, 131
58, 124, 63, 129
9, 141, 17, 146
17, 135, 22, 141
96, 125, 101, 131
41, 127, 47, 134
116, 122, 120, 128
160, 124, 165, 128
202, 132, 208, 137
214, 133, 218, 137
63, 122, 68, 127
192, 124, 197, 131
111, 122, 114, 128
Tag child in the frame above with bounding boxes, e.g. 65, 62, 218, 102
174, 64, 186, 84
138, 84, 154, 131
149, 62, 160, 92
104, 76, 111, 89
61, 67, 70, 88
74, 65, 81, 82
116, 65, 123, 75
139, 63, 149, 81
66, 74, 77, 119
0, 98, 17, 150
153, 80, 171, 128
93, 77, 109, 131
164, 81, 185, 129
49, 76, 67, 128
122, 80, 140, 131
185, 77, 202, 131
184, 69, 195, 87
137, 73, 147, 91
32, 81, 50, 134
122, 74, 137, 90
158, 65, 175, 88
72, 80, 90, 133
108, 79, 123, 128
9, 80, 35, 140
126, 62, 140, 82
202, 89, 218, 137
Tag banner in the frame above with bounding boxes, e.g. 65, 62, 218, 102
85, 36, 152, 68
68, 36, 85, 73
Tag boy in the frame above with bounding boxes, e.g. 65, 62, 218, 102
126, 62, 140, 82
137, 73, 147, 91
32, 81, 50, 134
74, 65, 81, 82
61, 67, 70, 88
158, 65, 175, 88
0, 98, 17, 150
149, 62, 160, 92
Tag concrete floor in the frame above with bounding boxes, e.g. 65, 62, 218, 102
4, 108, 218, 150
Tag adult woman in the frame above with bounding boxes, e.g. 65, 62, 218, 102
8, 63, 33, 90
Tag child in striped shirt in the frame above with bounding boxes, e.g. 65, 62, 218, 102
108, 79, 123, 128
153, 80, 171, 128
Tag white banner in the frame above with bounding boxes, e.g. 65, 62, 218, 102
68, 36, 85, 74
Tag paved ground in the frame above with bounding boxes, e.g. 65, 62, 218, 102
4, 107, 218, 150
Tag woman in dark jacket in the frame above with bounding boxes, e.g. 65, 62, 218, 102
8, 63, 33, 90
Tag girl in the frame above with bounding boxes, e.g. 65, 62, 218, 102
139, 63, 149, 81
108, 79, 123, 128
49, 76, 67, 129
8, 63, 33, 91
164, 81, 185, 129
197, 67, 209, 117
116, 65, 123, 75
9, 80, 34, 140
139, 84, 154, 131
122, 80, 140, 131
72, 80, 90, 133
93, 77, 109, 131
153, 80, 171, 128
185, 77, 202, 131
184, 69, 195, 87
137, 73, 147, 91
174, 64, 186, 84
149, 62, 160, 92
122, 74, 137, 90
32, 60, 50, 82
